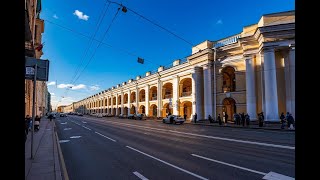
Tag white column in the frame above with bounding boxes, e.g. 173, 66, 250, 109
157, 80, 163, 117
127, 90, 131, 114
145, 85, 149, 116
192, 72, 196, 119
115, 94, 118, 115
121, 91, 124, 114
110, 95, 114, 115
289, 47, 295, 118
203, 64, 213, 119
136, 88, 139, 114
172, 75, 180, 115
192, 66, 204, 120
245, 56, 257, 120
263, 48, 279, 121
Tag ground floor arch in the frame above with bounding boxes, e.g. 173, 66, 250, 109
130, 105, 136, 114
222, 98, 236, 122
139, 105, 146, 114
179, 101, 192, 120
149, 104, 157, 117
162, 103, 172, 117
124, 107, 128, 115
108, 108, 111, 114
118, 107, 121, 115
113, 108, 116, 115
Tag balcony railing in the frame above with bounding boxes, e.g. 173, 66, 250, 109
131, 99, 136, 103
164, 94, 172, 99
150, 96, 157, 101
181, 91, 191, 97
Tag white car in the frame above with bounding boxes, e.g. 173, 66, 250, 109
162, 115, 185, 124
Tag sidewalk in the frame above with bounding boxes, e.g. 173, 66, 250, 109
185, 120, 295, 131
149, 118, 295, 131
25, 117, 67, 180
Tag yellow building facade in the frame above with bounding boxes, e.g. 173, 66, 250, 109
71, 11, 295, 122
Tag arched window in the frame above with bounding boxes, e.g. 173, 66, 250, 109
222, 66, 236, 92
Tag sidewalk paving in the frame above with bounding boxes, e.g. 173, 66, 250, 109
148, 118, 295, 131
25, 117, 66, 180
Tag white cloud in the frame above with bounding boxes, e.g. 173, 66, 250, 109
53, 14, 58, 19
47, 81, 56, 86
73, 10, 89, 21
50, 93, 55, 96
71, 84, 86, 90
216, 19, 223, 25
57, 84, 74, 89
90, 85, 100, 91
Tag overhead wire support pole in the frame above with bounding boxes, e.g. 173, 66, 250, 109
31, 64, 37, 159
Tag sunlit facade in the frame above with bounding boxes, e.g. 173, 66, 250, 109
71, 11, 295, 122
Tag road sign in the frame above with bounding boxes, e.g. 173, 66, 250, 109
25, 57, 49, 81
26, 67, 35, 75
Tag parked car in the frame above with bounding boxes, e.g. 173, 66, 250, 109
127, 114, 134, 119
134, 113, 146, 120
78, 113, 83, 116
60, 113, 67, 117
162, 115, 185, 124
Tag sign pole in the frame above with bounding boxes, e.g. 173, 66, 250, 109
31, 64, 37, 159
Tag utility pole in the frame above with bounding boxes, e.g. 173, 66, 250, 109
31, 64, 37, 159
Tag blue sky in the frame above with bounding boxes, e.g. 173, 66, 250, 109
41, 0, 294, 109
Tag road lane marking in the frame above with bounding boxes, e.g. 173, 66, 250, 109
191, 154, 266, 175
82, 121, 87, 123
60, 122, 67, 124
91, 120, 295, 150
63, 128, 72, 131
82, 126, 92, 130
262, 171, 294, 180
126, 146, 208, 180
133, 171, 149, 180
95, 132, 116, 142
70, 136, 81, 139
191, 154, 295, 179
59, 140, 70, 143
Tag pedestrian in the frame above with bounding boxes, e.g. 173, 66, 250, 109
224, 113, 228, 124
25, 115, 31, 142
34, 115, 41, 131
287, 113, 295, 130
25, 115, 31, 135
286, 112, 290, 128
241, 113, 245, 126
258, 112, 264, 127
48, 113, 54, 122
184, 114, 187, 121
245, 113, 250, 126
217, 114, 222, 125
194, 113, 197, 123
280, 112, 286, 129
208, 115, 213, 123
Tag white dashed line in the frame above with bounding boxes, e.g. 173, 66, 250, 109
191, 154, 266, 175
95, 132, 116, 142
133, 171, 149, 180
191, 154, 295, 179
126, 146, 208, 180
59, 140, 70, 143
82, 126, 91, 131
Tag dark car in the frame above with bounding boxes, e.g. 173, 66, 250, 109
60, 113, 67, 117
134, 113, 146, 120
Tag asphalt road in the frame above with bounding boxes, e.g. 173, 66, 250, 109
55, 115, 295, 180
